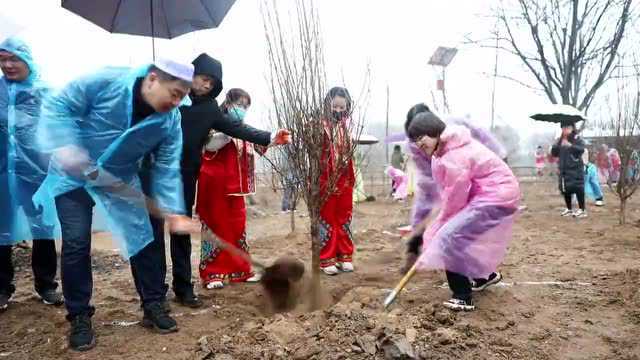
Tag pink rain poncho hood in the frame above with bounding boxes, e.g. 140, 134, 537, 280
415, 125, 520, 278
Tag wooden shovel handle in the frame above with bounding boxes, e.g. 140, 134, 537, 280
383, 262, 418, 309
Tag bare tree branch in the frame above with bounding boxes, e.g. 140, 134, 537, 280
475, 0, 636, 111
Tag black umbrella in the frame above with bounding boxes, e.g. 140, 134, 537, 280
62, 0, 236, 59
530, 104, 587, 124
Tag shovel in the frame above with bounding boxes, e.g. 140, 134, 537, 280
383, 262, 417, 309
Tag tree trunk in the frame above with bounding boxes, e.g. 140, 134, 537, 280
619, 198, 627, 225
290, 206, 296, 233
309, 215, 322, 310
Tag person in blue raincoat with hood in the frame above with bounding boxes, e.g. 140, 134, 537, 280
35, 58, 199, 352
0, 37, 64, 312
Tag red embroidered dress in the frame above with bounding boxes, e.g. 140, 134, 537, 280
318, 118, 356, 268
197, 138, 262, 285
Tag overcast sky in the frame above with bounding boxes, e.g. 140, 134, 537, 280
4, 0, 630, 144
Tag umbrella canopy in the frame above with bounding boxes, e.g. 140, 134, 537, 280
530, 104, 587, 124
356, 134, 379, 145
385, 132, 407, 144
62, 0, 236, 39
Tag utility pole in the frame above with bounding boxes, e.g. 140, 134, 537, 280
490, 24, 499, 130
385, 84, 390, 164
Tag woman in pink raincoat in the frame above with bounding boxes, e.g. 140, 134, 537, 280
406, 112, 520, 311
385, 165, 409, 200
401, 103, 508, 272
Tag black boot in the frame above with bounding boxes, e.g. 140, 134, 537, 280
175, 291, 203, 308
68, 314, 96, 351
141, 301, 178, 334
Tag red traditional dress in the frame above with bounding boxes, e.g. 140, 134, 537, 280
534, 149, 546, 176
319, 117, 356, 268
197, 137, 263, 285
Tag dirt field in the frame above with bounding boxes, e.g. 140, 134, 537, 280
1, 181, 639, 359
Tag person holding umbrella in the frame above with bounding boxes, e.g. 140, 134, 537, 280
35, 59, 200, 351
0, 37, 63, 311
550, 119, 587, 218
530, 105, 587, 218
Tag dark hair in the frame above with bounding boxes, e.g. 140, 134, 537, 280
393, 145, 401, 151
221, 88, 251, 111
147, 65, 192, 87
407, 112, 446, 142
324, 86, 352, 114
405, 103, 431, 133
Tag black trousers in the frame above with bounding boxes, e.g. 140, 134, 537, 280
563, 185, 585, 210
0, 241, 58, 296
137, 168, 197, 298
446, 271, 472, 301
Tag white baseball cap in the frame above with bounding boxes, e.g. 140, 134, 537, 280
154, 58, 194, 82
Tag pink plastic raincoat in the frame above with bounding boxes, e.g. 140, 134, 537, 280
385, 166, 408, 200
416, 125, 520, 278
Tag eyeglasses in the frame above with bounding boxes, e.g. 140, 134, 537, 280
413, 135, 429, 146
232, 102, 249, 110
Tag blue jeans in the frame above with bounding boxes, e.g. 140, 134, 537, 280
55, 187, 165, 319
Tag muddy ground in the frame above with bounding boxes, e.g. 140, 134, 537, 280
1, 181, 639, 359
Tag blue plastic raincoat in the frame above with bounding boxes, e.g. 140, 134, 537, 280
0, 37, 59, 245
34, 65, 186, 258
584, 162, 603, 200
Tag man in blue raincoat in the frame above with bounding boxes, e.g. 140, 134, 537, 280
36, 58, 199, 351
0, 37, 63, 312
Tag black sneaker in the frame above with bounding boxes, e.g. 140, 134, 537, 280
471, 272, 503, 292
175, 292, 204, 309
0, 293, 10, 312
140, 300, 172, 313
141, 302, 178, 334
38, 289, 64, 306
442, 298, 475, 311
69, 314, 96, 352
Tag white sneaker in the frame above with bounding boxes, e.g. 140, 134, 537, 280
245, 273, 262, 282
205, 281, 224, 290
442, 298, 475, 311
595, 200, 604, 206
322, 265, 340, 276
573, 209, 588, 218
337, 262, 354, 272
561, 209, 573, 216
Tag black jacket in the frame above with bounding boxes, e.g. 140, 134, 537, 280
551, 135, 585, 191
179, 53, 271, 171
